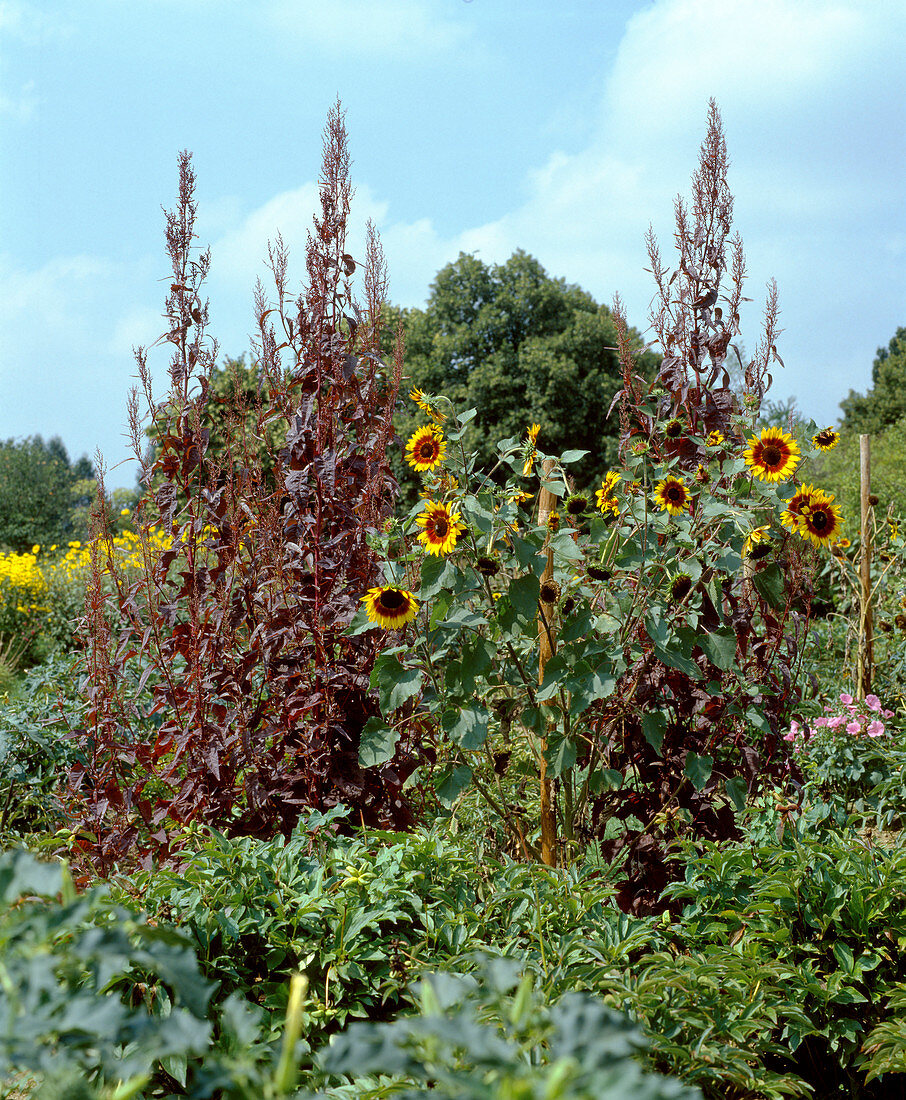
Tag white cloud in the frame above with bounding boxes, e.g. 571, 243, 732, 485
107, 306, 166, 357
266, 0, 472, 58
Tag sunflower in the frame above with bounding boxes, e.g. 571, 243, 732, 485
654, 476, 689, 516
539, 579, 561, 603
416, 500, 464, 556
406, 425, 446, 472
522, 423, 541, 476
812, 426, 839, 452
780, 483, 820, 532
798, 493, 843, 547
595, 471, 620, 516
546, 511, 560, 533
707, 430, 725, 447
669, 573, 692, 601
743, 525, 771, 556
409, 387, 446, 423
587, 564, 612, 581
565, 493, 590, 516
476, 555, 501, 577
664, 418, 684, 439
360, 586, 419, 629
695, 464, 711, 485
743, 427, 800, 482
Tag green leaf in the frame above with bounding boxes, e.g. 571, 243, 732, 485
371, 654, 423, 714
435, 764, 472, 807
508, 573, 541, 621
559, 449, 590, 463
544, 734, 577, 778
359, 718, 400, 768
655, 644, 701, 679
588, 768, 623, 794
568, 663, 616, 714
446, 636, 495, 695
442, 705, 490, 750
419, 555, 457, 599
641, 712, 667, 755
753, 562, 786, 607
724, 776, 748, 813
550, 532, 584, 560
699, 628, 738, 671
685, 752, 713, 791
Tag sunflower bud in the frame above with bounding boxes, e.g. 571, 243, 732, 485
476, 555, 501, 577
669, 573, 692, 602
587, 564, 611, 581
539, 579, 561, 603
565, 493, 589, 516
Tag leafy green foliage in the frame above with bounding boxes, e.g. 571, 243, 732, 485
839, 327, 906, 435
0, 653, 86, 844
0, 848, 214, 1090
0, 435, 95, 552
390, 250, 657, 499
313, 958, 701, 1099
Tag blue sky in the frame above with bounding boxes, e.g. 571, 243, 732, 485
2, 0, 904, 488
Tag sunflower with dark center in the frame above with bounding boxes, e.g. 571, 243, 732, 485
743, 427, 800, 482
587, 564, 611, 581
546, 511, 560, 533
781, 483, 820, 532
695, 464, 711, 485
595, 471, 620, 515
405, 425, 446, 472
654, 475, 689, 515
707, 430, 725, 447
476, 555, 501, 577
360, 586, 419, 629
812, 426, 839, 452
565, 493, 589, 516
669, 572, 692, 601
416, 501, 464, 556
895, 613, 906, 632
743, 525, 770, 557
539, 579, 561, 603
798, 493, 843, 547
664, 418, 684, 439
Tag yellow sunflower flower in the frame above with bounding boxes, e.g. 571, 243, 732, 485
409, 387, 446, 423
797, 492, 843, 547
654, 476, 689, 516
595, 471, 621, 516
360, 585, 419, 629
707, 430, 725, 447
743, 427, 800, 482
811, 426, 839, 452
405, 425, 446, 472
780, 484, 820, 532
743, 525, 771, 556
522, 423, 541, 477
416, 501, 464, 556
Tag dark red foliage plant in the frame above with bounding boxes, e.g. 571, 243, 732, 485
585, 100, 814, 913
67, 103, 420, 875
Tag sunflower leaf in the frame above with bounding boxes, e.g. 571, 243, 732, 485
641, 711, 668, 756
685, 752, 714, 791
435, 764, 472, 807
420, 555, 457, 599
699, 628, 737, 671
371, 654, 424, 714
753, 563, 785, 607
508, 574, 541, 622
359, 718, 400, 767
442, 705, 490, 750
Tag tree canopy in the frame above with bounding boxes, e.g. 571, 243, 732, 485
0, 436, 96, 551
839, 327, 906, 434
389, 250, 658, 496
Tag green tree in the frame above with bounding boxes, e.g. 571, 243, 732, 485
839, 327, 906, 433
390, 251, 658, 498
0, 436, 96, 551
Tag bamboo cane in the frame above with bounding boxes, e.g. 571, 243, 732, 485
536, 457, 558, 867
857, 434, 873, 700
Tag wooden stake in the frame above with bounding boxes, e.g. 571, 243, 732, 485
536, 458, 558, 867
857, 434, 873, 700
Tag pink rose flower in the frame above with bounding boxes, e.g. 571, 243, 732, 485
839, 692, 854, 706
867, 720, 885, 737
827, 716, 844, 729
846, 721, 861, 735
865, 694, 882, 712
